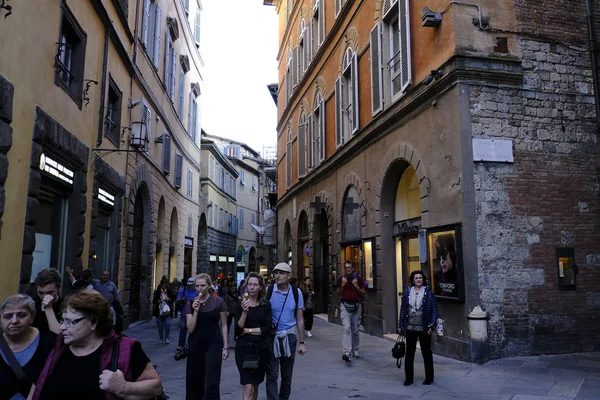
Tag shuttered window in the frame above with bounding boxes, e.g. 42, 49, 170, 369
399, 0, 412, 92
286, 127, 292, 188
162, 133, 171, 174
297, 114, 306, 178
152, 4, 162, 68
178, 69, 185, 116
164, 35, 172, 91
350, 52, 359, 133
370, 23, 383, 115
170, 47, 177, 102
335, 77, 342, 148
318, 98, 325, 162
308, 114, 314, 171
174, 154, 183, 188
194, 8, 201, 45
142, 103, 152, 153
209, 156, 214, 182
141, 0, 151, 48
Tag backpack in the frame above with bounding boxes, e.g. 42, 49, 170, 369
266, 283, 299, 311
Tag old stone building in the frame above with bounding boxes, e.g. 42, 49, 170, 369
0, 0, 207, 328
266, 0, 600, 361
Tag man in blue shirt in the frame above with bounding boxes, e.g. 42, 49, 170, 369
176, 277, 198, 351
266, 262, 307, 400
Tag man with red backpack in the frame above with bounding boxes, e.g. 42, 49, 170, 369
336, 261, 366, 362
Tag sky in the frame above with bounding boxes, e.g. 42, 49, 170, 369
200, 0, 279, 156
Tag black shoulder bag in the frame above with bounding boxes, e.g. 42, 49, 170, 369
0, 334, 28, 387
391, 334, 406, 368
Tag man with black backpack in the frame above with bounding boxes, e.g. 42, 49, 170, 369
265, 262, 307, 400
336, 261, 366, 362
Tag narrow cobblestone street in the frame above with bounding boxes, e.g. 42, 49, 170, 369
125, 317, 600, 400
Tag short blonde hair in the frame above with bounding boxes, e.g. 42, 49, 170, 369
195, 273, 212, 287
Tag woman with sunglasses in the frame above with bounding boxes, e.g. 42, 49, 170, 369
398, 270, 437, 386
30, 290, 162, 400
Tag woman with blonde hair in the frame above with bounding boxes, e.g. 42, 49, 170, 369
185, 273, 229, 400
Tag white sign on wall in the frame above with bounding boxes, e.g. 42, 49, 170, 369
39, 154, 74, 185
472, 139, 514, 163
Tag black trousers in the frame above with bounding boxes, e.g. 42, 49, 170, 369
404, 330, 434, 381
304, 308, 314, 331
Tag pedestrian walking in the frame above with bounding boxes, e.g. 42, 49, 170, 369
265, 262, 307, 400
185, 273, 230, 400
31, 268, 63, 335
175, 277, 198, 357
300, 277, 315, 338
0, 294, 56, 400
219, 278, 239, 335
398, 270, 437, 386
234, 272, 272, 400
153, 277, 175, 344
31, 290, 162, 399
336, 261, 366, 362
66, 267, 121, 325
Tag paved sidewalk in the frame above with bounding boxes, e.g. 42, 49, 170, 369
126, 316, 600, 399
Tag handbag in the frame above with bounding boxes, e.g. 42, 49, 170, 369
242, 353, 260, 370
159, 301, 170, 317
391, 334, 406, 368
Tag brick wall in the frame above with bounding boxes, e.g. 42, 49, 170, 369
470, 38, 600, 358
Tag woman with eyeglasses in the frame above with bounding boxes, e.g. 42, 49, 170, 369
30, 290, 162, 400
0, 294, 56, 400
398, 270, 438, 386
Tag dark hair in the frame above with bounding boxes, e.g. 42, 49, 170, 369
300, 277, 311, 292
220, 278, 229, 288
435, 234, 456, 267
81, 269, 93, 284
409, 270, 428, 286
246, 272, 266, 302
63, 290, 113, 336
34, 268, 62, 288
289, 276, 298, 287
344, 261, 352, 267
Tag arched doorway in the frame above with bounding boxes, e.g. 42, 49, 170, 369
249, 247, 257, 272
380, 161, 423, 332
313, 210, 329, 314
169, 208, 179, 282
130, 185, 150, 323
297, 211, 309, 281
284, 220, 292, 268
340, 186, 363, 274
154, 197, 166, 290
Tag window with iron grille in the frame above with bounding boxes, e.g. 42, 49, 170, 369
55, 3, 87, 107
105, 77, 122, 146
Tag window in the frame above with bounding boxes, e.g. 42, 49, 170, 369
105, 77, 122, 146
220, 168, 225, 191
335, 48, 359, 148
311, 0, 325, 53
252, 176, 257, 192
194, 8, 201, 46
141, 0, 162, 69
240, 208, 245, 229
285, 50, 292, 107
219, 208, 224, 231
313, 92, 325, 165
251, 212, 256, 225
162, 133, 171, 174
209, 156, 215, 182
164, 35, 177, 102
225, 172, 230, 194
240, 169, 246, 185
297, 112, 307, 178
187, 168, 193, 198
178, 69, 185, 116
298, 20, 306, 79
188, 93, 198, 143
225, 211, 229, 231
286, 126, 292, 189
371, 0, 411, 112
557, 248, 577, 290
231, 176, 236, 197
55, 3, 87, 106
141, 102, 152, 153
174, 153, 183, 188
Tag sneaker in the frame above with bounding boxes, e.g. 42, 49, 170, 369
306, 331, 313, 338
352, 351, 362, 359
342, 352, 352, 362
165, 339, 170, 344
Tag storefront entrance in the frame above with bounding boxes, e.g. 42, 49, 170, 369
312, 211, 329, 314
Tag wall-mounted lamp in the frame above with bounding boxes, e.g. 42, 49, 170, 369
421, 7, 442, 27
128, 121, 148, 148
423, 70, 444, 86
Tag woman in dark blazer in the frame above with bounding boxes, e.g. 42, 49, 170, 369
398, 270, 438, 386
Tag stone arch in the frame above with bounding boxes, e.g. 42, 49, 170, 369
338, 172, 365, 223
125, 163, 154, 324
311, 77, 326, 110
296, 209, 310, 279
338, 26, 360, 73
300, 98, 310, 116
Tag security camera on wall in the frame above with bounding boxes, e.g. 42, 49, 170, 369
129, 99, 141, 109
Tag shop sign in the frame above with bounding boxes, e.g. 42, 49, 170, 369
394, 217, 421, 236
228, 256, 235, 263
98, 188, 115, 207
209, 255, 217, 262
39, 154, 74, 185
184, 236, 194, 248
236, 262, 246, 267
218, 255, 227, 262
473, 139, 514, 163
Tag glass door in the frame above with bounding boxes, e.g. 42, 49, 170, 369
395, 234, 420, 319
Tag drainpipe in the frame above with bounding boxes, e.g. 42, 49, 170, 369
585, 0, 600, 129
97, 27, 110, 147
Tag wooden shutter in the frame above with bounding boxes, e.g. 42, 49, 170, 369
293, 46, 298, 87
162, 133, 171, 174
308, 18, 313, 61
286, 141, 292, 188
383, 0, 398, 19
335, 77, 342, 148
171, 48, 177, 102
195, 9, 200, 45
174, 154, 183, 188
351, 53, 359, 134
188, 92, 193, 135
178, 69, 185, 116
308, 114, 314, 170
153, 5, 162, 68
319, 99, 325, 161
400, 0, 412, 91
191, 99, 197, 142
142, 0, 151, 48
318, 0, 325, 46
164, 36, 171, 88
298, 121, 306, 177
370, 23, 383, 115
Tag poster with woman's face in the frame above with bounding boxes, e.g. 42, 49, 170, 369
429, 230, 460, 299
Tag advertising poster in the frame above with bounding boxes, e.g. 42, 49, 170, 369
428, 227, 464, 301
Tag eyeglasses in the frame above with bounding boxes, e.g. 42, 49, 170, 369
60, 317, 86, 328
436, 247, 450, 261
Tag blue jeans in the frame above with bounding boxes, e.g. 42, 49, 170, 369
156, 315, 171, 340
266, 333, 297, 400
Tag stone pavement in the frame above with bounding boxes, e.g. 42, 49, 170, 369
125, 317, 600, 400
